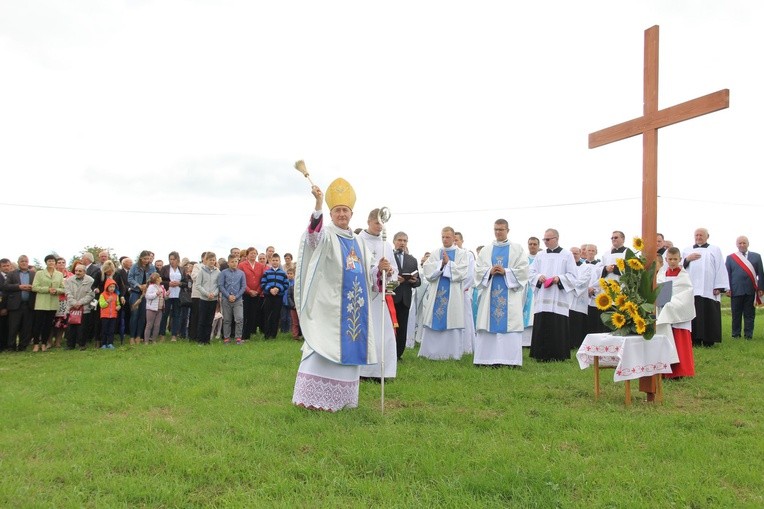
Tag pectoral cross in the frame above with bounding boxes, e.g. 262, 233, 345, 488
588, 25, 729, 265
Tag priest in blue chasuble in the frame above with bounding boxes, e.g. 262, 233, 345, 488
474, 219, 529, 367
292, 178, 389, 412
419, 226, 470, 360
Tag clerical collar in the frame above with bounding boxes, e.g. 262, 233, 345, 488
657, 247, 667, 255
693, 243, 709, 249
546, 247, 562, 254
585, 259, 598, 264
611, 246, 626, 254
576, 260, 583, 266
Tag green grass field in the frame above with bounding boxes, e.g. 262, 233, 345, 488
2, 311, 763, 508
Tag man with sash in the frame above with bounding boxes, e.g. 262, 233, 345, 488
725, 235, 763, 340
521, 236, 540, 347
473, 219, 529, 367
528, 229, 577, 361
358, 209, 398, 380
292, 179, 388, 412
682, 228, 729, 347
419, 226, 470, 360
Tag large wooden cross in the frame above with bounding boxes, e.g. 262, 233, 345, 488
588, 25, 729, 263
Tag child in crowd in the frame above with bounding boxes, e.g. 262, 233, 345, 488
656, 246, 696, 378
286, 267, 301, 340
144, 272, 166, 343
211, 301, 223, 341
218, 254, 246, 344
99, 278, 121, 349
260, 253, 289, 339
196, 252, 221, 345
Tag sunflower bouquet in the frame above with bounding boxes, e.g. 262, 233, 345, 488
594, 237, 662, 339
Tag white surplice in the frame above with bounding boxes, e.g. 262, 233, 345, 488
681, 244, 729, 301
419, 246, 469, 360
357, 230, 398, 379
473, 240, 528, 365
292, 212, 378, 411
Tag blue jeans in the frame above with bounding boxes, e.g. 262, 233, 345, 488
129, 291, 146, 339
166, 298, 182, 337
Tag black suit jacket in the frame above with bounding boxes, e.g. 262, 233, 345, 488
1, 269, 36, 310
114, 268, 129, 298
0, 271, 8, 310
85, 264, 102, 292
160, 265, 190, 292
392, 251, 421, 308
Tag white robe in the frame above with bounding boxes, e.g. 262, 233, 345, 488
585, 260, 604, 307
419, 245, 469, 360
357, 230, 398, 379
293, 212, 378, 411
528, 249, 577, 317
656, 267, 696, 337
521, 254, 536, 347
473, 240, 528, 365
681, 244, 729, 301
570, 262, 594, 314
600, 250, 626, 282
461, 250, 476, 354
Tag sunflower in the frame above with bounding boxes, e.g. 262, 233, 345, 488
627, 258, 644, 271
616, 258, 626, 272
615, 294, 628, 309
611, 312, 626, 328
635, 316, 646, 334
608, 279, 622, 294
598, 278, 610, 291
632, 237, 645, 251
595, 293, 613, 311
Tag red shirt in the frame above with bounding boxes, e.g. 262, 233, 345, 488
240, 260, 266, 296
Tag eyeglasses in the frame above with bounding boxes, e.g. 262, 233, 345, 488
542, 237, 557, 242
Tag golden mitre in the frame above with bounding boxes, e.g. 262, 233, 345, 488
325, 178, 356, 210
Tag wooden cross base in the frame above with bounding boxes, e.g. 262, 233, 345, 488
593, 357, 664, 405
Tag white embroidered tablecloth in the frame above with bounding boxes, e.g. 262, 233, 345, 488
576, 333, 679, 382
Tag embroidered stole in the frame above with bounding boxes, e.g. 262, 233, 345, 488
339, 236, 370, 364
431, 248, 456, 331
490, 244, 510, 333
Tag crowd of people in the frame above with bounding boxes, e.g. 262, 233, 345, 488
0, 247, 300, 353
2, 184, 761, 413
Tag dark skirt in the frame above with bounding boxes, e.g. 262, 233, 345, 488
691, 296, 722, 346
568, 310, 588, 350
530, 312, 570, 362
587, 306, 610, 334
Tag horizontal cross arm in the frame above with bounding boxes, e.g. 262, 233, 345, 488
588, 89, 729, 149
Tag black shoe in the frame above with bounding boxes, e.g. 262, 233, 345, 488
732, 335, 741, 339
745, 336, 753, 340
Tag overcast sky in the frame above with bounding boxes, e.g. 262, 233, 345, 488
1, 1, 760, 265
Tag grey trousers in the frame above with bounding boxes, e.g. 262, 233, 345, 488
221, 298, 244, 339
